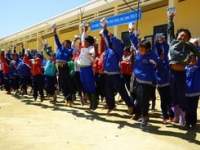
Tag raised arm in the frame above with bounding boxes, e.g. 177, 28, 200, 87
167, 14, 175, 44
43, 44, 50, 60
53, 26, 62, 49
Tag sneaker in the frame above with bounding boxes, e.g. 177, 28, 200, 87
140, 117, 148, 128
127, 107, 134, 115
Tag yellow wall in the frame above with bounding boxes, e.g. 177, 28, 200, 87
27, 39, 37, 50
42, 34, 55, 50
118, 0, 200, 38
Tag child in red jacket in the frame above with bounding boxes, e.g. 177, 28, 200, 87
31, 54, 44, 102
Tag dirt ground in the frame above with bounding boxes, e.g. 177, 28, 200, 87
0, 91, 200, 150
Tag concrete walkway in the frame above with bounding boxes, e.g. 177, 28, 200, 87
0, 91, 199, 150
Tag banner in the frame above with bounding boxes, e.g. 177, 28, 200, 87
90, 9, 142, 31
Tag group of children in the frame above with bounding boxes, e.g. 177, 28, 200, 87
0, 13, 199, 129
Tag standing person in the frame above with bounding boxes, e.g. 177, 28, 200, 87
53, 25, 74, 106
31, 53, 44, 102
101, 18, 134, 114
120, 47, 133, 92
130, 25, 157, 127
43, 44, 57, 104
185, 54, 200, 130
133, 39, 157, 127
16, 54, 31, 95
168, 12, 200, 126
1, 51, 11, 94
78, 35, 98, 110
154, 34, 173, 124
72, 36, 85, 105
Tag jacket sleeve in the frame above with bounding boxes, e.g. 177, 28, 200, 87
54, 34, 62, 49
129, 32, 138, 50
167, 18, 175, 44
189, 43, 200, 58
43, 48, 50, 60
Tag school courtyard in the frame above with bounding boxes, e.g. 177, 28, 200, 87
0, 91, 199, 150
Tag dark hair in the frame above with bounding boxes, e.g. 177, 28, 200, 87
176, 28, 192, 39
64, 40, 71, 47
85, 35, 95, 45
139, 40, 151, 50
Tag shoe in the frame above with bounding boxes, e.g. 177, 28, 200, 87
163, 119, 168, 124
68, 101, 73, 107
107, 109, 113, 115
65, 100, 68, 106
40, 97, 44, 102
140, 117, 148, 128
127, 107, 134, 115
131, 114, 140, 121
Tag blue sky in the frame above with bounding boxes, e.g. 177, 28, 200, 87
0, 0, 89, 38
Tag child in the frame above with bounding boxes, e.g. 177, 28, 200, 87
78, 35, 98, 110
1, 51, 11, 94
120, 47, 133, 91
168, 12, 200, 126
154, 34, 173, 124
101, 18, 134, 114
131, 29, 157, 127
185, 54, 200, 130
72, 36, 85, 105
43, 45, 57, 104
31, 53, 44, 102
16, 54, 31, 95
53, 24, 74, 106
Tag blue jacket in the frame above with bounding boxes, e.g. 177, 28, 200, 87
134, 51, 157, 85
54, 34, 73, 63
103, 36, 124, 73
129, 32, 139, 50
16, 62, 31, 77
44, 60, 57, 77
185, 64, 200, 97
154, 42, 170, 87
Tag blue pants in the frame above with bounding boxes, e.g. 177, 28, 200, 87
80, 66, 96, 94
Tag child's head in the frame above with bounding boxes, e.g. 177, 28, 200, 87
139, 40, 151, 55
188, 55, 197, 65
84, 36, 95, 48
176, 28, 191, 42
62, 40, 71, 49
155, 33, 166, 44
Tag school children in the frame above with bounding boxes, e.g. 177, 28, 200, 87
168, 12, 200, 126
78, 35, 98, 110
185, 54, 200, 130
16, 53, 31, 95
53, 25, 74, 106
154, 34, 173, 124
43, 44, 57, 104
130, 26, 158, 126
31, 53, 44, 102
101, 18, 134, 114
1, 51, 11, 94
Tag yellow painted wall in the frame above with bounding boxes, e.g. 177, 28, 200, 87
42, 34, 55, 50
118, 0, 200, 38
27, 39, 37, 50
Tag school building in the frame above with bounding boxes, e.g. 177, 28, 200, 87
0, 0, 199, 51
